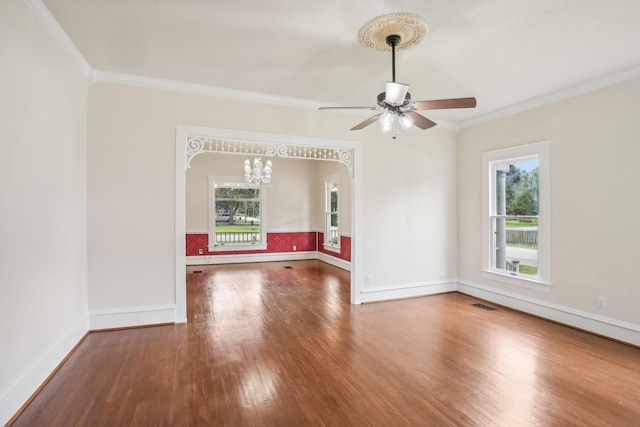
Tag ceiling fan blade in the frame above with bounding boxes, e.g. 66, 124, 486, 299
318, 106, 378, 110
350, 114, 382, 131
406, 111, 437, 130
385, 82, 409, 106
412, 97, 477, 110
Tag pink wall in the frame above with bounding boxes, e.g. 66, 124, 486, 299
186, 231, 350, 262
318, 233, 351, 262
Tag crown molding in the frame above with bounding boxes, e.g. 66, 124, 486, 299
23, 0, 93, 83
93, 69, 463, 130
24, 0, 640, 128
459, 63, 640, 129
92, 70, 324, 110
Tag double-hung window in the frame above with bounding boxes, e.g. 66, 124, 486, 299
324, 176, 340, 252
208, 177, 267, 251
482, 141, 550, 288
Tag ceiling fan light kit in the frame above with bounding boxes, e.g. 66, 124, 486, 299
320, 13, 477, 138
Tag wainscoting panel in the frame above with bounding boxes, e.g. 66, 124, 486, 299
186, 232, 317, 256
186, 232, 352, 266
318, 233, 351, 262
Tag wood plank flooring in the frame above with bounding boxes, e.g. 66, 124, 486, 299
11, 260, 640, 426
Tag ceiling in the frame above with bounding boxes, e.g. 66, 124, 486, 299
41, 0, 640, 125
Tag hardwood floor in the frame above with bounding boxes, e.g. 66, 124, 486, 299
11, 260, 640, 426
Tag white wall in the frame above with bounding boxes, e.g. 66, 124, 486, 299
0, 0, 88, 422
87, 82, 357, 315
88, 81, 458, 312
267, 158, 321, 232
186, 155, 321, 233
457, 77, 640, 332
361, 127, 459, 291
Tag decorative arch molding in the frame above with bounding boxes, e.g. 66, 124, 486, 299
186, 135, 354, 176
175, 125, 363, 323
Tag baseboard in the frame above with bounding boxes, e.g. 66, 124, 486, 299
187, 251, 318, 266
89, 304, 177, 330
361, 280, 457, 303
457, 280, 640, 347
316, 252, 351, 271
0, 315, 89, 426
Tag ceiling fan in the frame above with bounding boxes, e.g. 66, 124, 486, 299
319, 34, 476, 135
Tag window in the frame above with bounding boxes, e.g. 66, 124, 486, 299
208, 177, 267, 251
482, 141, 550, 288
324, 176, 340, 252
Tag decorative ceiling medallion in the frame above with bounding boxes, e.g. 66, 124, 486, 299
359, 13, 428, 51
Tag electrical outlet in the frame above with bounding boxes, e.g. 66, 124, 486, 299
293, 246, 296, 251
596, 296, 606, 309
198, 249, 203, 255
365, 275, 372, 285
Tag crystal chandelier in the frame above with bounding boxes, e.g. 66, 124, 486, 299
244, 158, 273, 186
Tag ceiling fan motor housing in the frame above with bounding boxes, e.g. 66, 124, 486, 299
377, 91, 411, 109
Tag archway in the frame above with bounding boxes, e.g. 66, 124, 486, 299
174, 125, 363, 322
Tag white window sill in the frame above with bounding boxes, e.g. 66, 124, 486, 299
323, 244, 341, 254
208, 243, 267, 252
482, 270, 551, 293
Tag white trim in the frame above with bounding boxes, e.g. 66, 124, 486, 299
460, 63, 640, 129
89, 305, 176, 330
316, 252, 351, 271
94, 70, 324, 110
361, 281, 457, 304
175, 127, 188, 323
322, 244, 341, 254
187, 134, 353, 175
208, 243, 268, 252
23, 0, 93, 83
208, 175, 267, 252
93, 69, 640, 133
323, 174, 340, 251
188, 229, 336, 235
90, 65, 640, 133
90, 71, 459, 131
187, 251, 317, 266
0, 315, 89, 426
180, 125, 356, 150
457, 280, 640, 347
481, 270, 551, 292
351, 141, 363, 304
482, 141, 551, 287
187, 250, 352, 271
266, 229, 320, 234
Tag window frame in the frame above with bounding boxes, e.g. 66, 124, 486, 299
482, 141, 551, 290
208, 176, 267, 252
323, 175, 340, 253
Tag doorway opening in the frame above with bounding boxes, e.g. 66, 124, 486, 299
175, 126, 363, 322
